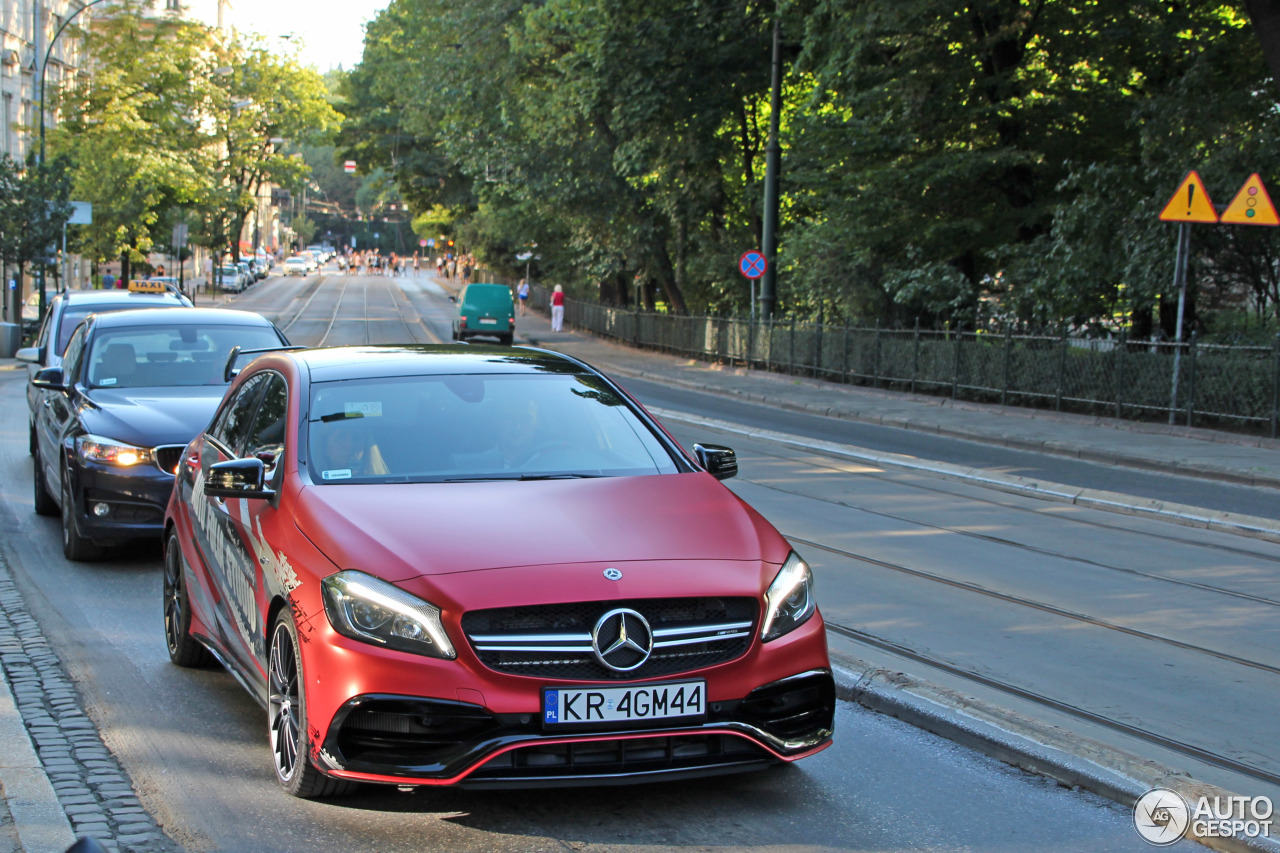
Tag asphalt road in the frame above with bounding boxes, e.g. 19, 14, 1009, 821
0, 270, 1213, 851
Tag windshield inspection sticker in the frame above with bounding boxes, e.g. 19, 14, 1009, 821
345, 401, 383, 417
321, 469, 353, 481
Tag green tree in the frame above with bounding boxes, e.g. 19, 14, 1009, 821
0, 153, 73, 323
52, 5, 341, 279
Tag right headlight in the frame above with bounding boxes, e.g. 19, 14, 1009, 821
76, 434, 155, 468
761, 552, 817, 642
322, 570, 456, 659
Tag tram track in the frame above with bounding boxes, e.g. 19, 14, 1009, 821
729, 442, 1280, 606
277, 272, 442, 347
825, 619, 1280, 788
792, 533, 1280, 676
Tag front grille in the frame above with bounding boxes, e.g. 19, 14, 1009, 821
466, 733, 772, 783
463, 597, 756, 680
334, 698, 500, 767
154, 445, 186, 474
109, 504, 163, 523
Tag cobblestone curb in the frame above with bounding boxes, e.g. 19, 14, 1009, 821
0, 553, 177, 853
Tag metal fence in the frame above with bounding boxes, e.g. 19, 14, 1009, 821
533, 287, 1280, 437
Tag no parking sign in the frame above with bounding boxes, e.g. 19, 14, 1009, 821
739, 251, 767, 279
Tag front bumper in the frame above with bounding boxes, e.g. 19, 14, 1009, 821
317, 669, 835, 788
69, 457, 178, 545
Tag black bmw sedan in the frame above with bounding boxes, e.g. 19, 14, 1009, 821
30, 307, 290, 560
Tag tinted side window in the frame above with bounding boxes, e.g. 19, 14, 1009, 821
61, 324, 87, 383
34, 300, 55, 351
209, 374, 268, 454
244, 374, 287, 477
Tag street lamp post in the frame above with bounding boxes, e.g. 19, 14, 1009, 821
35, 0, 111, 320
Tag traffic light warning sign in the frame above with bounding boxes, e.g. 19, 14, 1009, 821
1220, 173, 1280, 226
1158, 171, 1219, 223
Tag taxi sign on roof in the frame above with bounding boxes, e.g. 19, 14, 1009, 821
1220, 173, 1280, 226
1158, 171, 1218, 223
128, 280, 168, 293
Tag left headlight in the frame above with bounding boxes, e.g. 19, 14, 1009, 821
761, 552, 817, 642
322, 570, 456, 659
76, 434, 155, 467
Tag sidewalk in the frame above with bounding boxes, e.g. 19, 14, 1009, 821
513, 306, 1280, 491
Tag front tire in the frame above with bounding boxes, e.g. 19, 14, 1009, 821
61, 470, 102, 561
32, 446, 56, 516
163, 532, 214, 667
268, 613, 356, 798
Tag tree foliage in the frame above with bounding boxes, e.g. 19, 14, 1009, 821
51, 3, 339, 277
340, 0, 1280, 331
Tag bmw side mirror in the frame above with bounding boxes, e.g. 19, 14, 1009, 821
15, 345, 41, 364
205, 458, 274, 500
30, 365, 66, 390
694, 443, 738, 481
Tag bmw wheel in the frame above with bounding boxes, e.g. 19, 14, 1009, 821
163, 532, 214, 667
60, 470, 102, 561
268, 612, 355, 798
32, 446, 56, 517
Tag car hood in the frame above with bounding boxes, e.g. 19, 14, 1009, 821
81, 386, 228, 448
293, 473, 790, 581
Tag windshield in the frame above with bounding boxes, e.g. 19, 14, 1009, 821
86, 323, 283, 388
307, 373, 680, 483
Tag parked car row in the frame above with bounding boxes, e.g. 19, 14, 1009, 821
215, 256, 274, 292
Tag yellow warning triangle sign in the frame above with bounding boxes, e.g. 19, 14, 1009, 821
1158, 171, 1218, 223
1220, 173, 1280, 226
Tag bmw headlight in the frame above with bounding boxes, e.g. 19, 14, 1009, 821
322, 570, 456, 659
76, 434, 155, 467
761, 552, 817, 642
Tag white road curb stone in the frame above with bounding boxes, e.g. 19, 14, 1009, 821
0, 670, 74, 853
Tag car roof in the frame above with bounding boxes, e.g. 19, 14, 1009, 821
272, 344, 592, 383
88, 307, 277, 329
57, 290, 189, 308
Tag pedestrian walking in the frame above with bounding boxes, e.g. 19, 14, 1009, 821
550, 284, 565, 332
517, 278, 530, 316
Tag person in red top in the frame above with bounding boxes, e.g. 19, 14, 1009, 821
550, 284, 565, 331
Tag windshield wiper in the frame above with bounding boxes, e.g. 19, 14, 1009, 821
517, 473, 604, 480
440, 473, 604, 483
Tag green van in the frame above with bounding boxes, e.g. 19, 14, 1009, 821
451, 283, 516, 345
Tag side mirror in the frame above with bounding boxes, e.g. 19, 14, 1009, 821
205, 458, 274, 500
31, 366, 66, 390
694, 443, 738, 481
14, 345, 42, 364
448, 295, 457, 303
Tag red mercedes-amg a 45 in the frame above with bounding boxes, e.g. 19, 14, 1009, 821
163, 344, 834, 797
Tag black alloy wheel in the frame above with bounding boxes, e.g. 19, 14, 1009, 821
163, 532, 214, 667
60, 470, 101, 561
268, 613, 356, 798
32, 446, 56, 517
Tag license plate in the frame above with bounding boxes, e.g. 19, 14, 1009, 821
479, 318, 498, 325
543, 681, 705, 726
